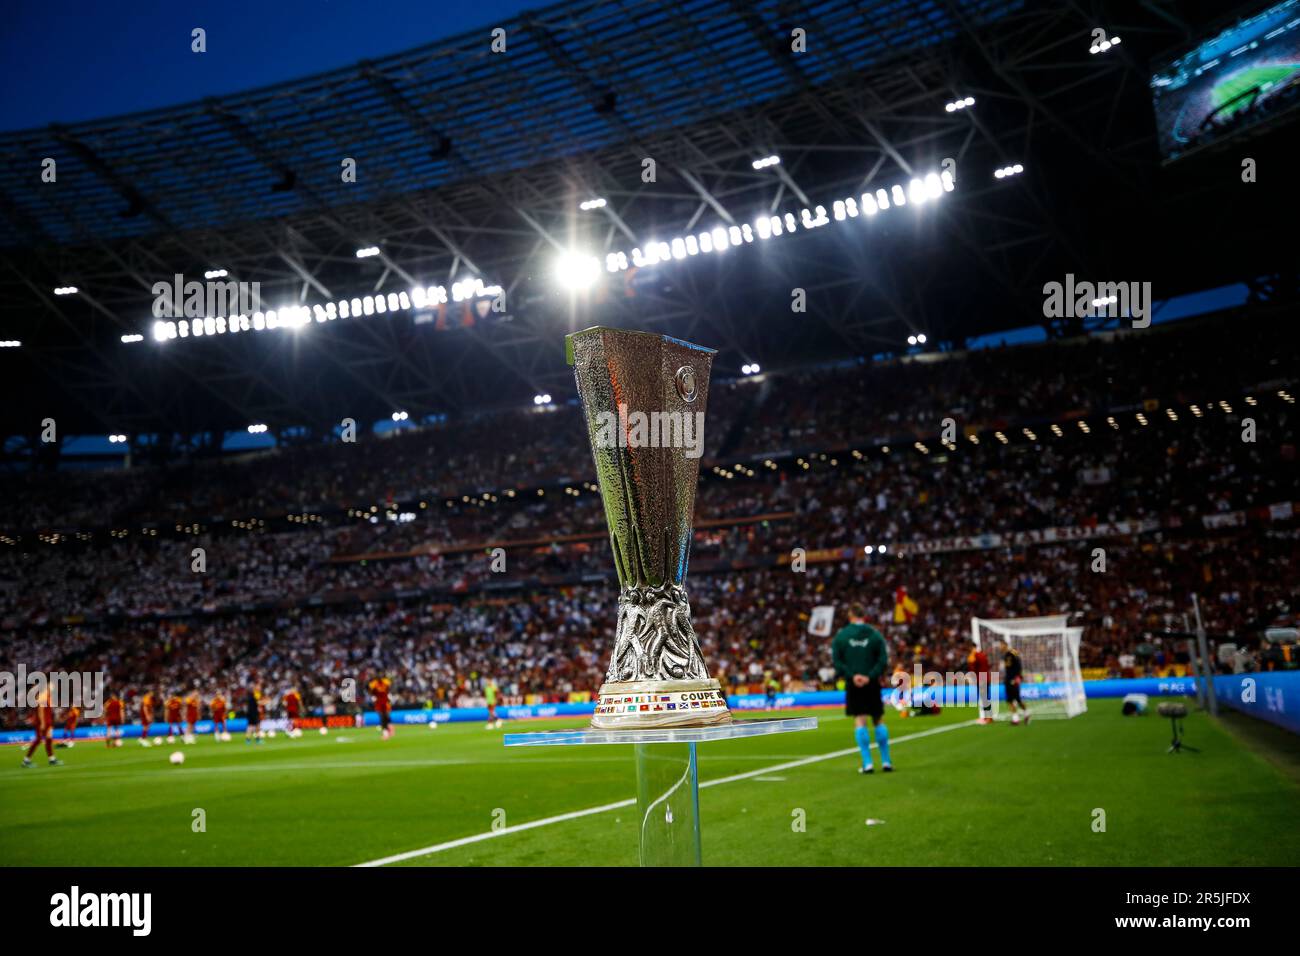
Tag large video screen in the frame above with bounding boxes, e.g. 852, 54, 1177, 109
1151, 0, 1300, 161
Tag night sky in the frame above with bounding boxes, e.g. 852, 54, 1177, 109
1, 0, 540, 131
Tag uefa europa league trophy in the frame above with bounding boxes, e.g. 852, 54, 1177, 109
566, 326, 732, 730
502, 327, 814, 868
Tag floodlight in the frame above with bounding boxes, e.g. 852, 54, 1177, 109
555, 252, 601, 290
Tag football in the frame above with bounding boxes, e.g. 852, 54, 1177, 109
168, 751, 185, 765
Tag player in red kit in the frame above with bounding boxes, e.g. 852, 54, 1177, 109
58, 705, 80, 749
184, 692, 201, 742
968, 644, 993, 723
21, 690, 62, 768
104, 695, 124, 747
210, 692, 228, 739
282, 688, 303, 737
165, 694, 183, 742
139, 691, 156, 746
369, 676, 394, 740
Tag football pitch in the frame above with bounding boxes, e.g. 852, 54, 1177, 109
1211, 64, 1300, 117
2, 706, 1296, 867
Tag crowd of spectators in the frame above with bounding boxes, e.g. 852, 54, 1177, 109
4, 310, 1291, 535
1, 313, 1296, 723
3, 527, 1294, 729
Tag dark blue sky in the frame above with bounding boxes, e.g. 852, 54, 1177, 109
0, 0, 539, 132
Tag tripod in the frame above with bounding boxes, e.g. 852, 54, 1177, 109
1166, 712, 1199, 754
1156, 701, 1198, 753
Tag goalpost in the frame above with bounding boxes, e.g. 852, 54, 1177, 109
972, 614, 1087, 719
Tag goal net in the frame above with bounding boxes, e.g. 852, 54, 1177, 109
971, 614, 1087, 719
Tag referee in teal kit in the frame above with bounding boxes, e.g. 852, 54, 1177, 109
831, 604, 893, 774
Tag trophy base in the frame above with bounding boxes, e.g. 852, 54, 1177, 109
591, 679, 732, 730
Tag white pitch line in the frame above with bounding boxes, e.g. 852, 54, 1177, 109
355, 796, 639, 867
355, 718, 977, 867
0, 754, 633, 785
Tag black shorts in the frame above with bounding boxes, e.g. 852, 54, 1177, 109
845, 679, 883, 718
379, 709, 391, 729
1005, 680, 1022, 704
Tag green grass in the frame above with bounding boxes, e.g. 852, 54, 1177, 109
2, 706, 1296, 866
1212, 65, 1300, 118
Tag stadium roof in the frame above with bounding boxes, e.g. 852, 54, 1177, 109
0, 0, 1021, 246
1, 0, 1297, 449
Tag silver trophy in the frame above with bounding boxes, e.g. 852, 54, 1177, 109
567, 326, 732, 730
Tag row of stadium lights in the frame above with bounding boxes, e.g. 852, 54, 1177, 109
91, 388, 1286, 473
563, 167, 960, 289
712, 463, 758, 479
829, 396, 1268, 461
15, 392, 1285, 544
250, 415, 414, 436
103, 411, 429, 447
36, 274, 504, 346
39, 169, 964, 345
565, 130, 1014, 287
138, 276, 503, 343
109, 362, 856, 448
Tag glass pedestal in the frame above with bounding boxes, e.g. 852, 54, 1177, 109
504, 717, 816, 866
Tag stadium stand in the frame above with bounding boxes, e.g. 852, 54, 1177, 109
2, 307, 1296, 725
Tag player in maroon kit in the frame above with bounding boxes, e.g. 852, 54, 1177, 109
968, 644, 993, 723
21, 689, 63, 768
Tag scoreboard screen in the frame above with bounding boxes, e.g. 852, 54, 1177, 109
1151, 0, 1300, 161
